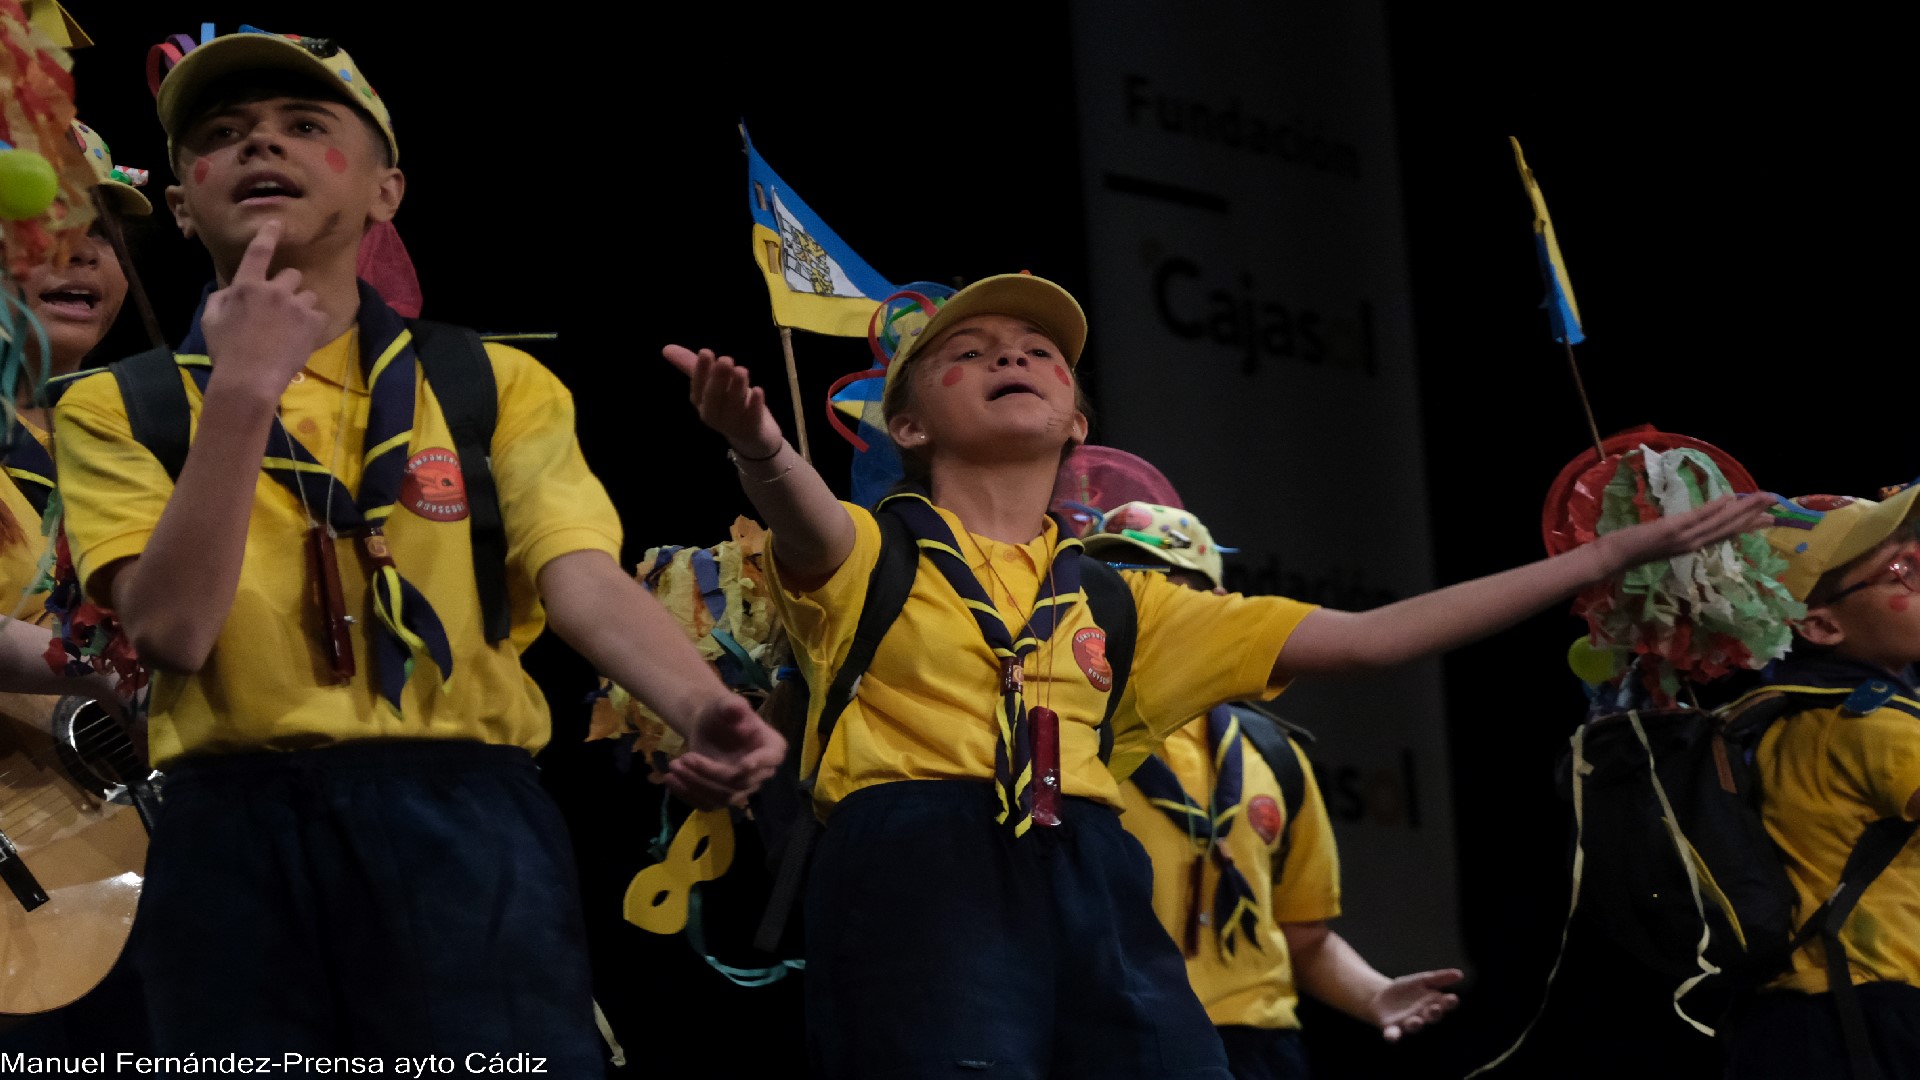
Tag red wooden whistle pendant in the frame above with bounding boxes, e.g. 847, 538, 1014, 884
1030, 704, 1061, 827
307, 524, 355, 683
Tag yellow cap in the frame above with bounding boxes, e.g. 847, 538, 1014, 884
156, 30, 397, 166
68, 121, 151, 217
882, 273, 1087, 400
1763, 485, 1920, 601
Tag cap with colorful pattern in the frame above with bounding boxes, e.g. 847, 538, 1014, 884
151, 26, 396, 165
1763, 484, 1920, 602
1082, 501, 1228, 590
68, 120, 151, 217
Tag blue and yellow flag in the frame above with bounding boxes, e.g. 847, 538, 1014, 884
1510, 137, 1584, 346
744, 126, 897, 337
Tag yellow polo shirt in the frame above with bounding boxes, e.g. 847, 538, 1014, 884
52, 329, 622, 768
1757, 698, 1920, 993
1, 420, 54, 624
1123, 713, 1342, 1029
770, 502, 1317, 814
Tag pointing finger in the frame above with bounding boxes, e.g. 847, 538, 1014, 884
233, 219, 282, 283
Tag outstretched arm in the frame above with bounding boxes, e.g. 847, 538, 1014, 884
661, 346, 854, 586
1274, 493, 1775, 678
1281, 921, 1462, 1042
540, 550, 785, 809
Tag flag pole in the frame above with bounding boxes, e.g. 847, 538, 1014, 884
1564, 343, 1604, 461
779, 326, 811, 463
1511, 137, 1606, 463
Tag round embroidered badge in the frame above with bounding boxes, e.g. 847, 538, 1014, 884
1247, 795, 1283, 845
1073, 627, 1112, 691
401, 448, 469, 522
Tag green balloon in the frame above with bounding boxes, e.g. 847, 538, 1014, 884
0, 149, 59, 221
1567, 636, 1623, 685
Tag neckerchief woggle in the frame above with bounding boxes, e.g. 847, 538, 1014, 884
0, 422, 56, 516
1131, 705, 1264, 959
177, 279, 453, 709
880, 489, 1083, 836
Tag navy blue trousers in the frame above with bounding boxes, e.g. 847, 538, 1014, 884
804, 780, 1232, 1079
1721, 982, 1920, 1079
131, 740, 603, 1071
1217, 1026, 1309, 1080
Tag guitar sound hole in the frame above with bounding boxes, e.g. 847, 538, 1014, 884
50, 698, 144, 796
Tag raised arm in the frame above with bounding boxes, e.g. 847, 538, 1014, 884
661, 346, 853, 585
1275, 493, 1776, 678
99, 222, 330, 673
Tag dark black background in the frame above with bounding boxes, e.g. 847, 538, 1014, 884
10, 3, 1902, 1077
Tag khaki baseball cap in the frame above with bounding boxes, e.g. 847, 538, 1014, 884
1764, 485, 1920, 602
155, 29, 397, 165
881, 273, 1087, 399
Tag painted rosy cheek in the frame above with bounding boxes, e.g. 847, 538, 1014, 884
940, 366, 965, 387
192, 159, 210, 185
1051, 363, 1071, 386
325, 148, 348, 174
1889, 594, 1910, 613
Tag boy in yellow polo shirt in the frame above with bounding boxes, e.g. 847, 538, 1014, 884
663, 271, 1770, 1077
51, 29, 784, 1062
1088, 502, 1461, 1080
1717, 488, 1920, 1079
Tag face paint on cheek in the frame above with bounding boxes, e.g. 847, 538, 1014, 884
192, 159, 211, 185
940, 366, 965, 388
1051, 363, 1071, 387
1890, 594, 1910, 613
325, 148, 348, 174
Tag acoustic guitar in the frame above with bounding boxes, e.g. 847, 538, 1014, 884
0, 692, 153, 1015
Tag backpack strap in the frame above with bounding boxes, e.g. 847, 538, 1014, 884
1794, 815, 1919, 1080
1228, 702, 1315, 873
808, 508, 918, 775
410, 320, 509, 643
753, 507, 918, 953
109, 347, 192, 482
1, 422, 56, 517
1723, 684, 1920, 1080
1078, 553, 1137, 764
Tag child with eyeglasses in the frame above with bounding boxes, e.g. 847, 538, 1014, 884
1718, 487, 1920, 1079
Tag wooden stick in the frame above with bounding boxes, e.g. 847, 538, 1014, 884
1564, 342, 1605, 460
779, 326, 811, 463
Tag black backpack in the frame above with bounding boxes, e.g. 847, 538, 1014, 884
747, 504, 1140, 954
89, 321, 511, 642
1500, 683, 1920, 1080
1220, 701, 1315, 872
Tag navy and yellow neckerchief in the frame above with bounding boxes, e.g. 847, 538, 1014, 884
0, 422, 55, 516
880, 488, 1085, 836
177, 278, 453, 710
1131, 705, 1264, 959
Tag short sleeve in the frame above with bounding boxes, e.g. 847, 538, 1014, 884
1829, 707, 1920, 821
485, 344, 623, 576
52, 370, 177, 602
765, 501, 879, 669
1129, 573, 1318, 739
1269, 741, 1343, 923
